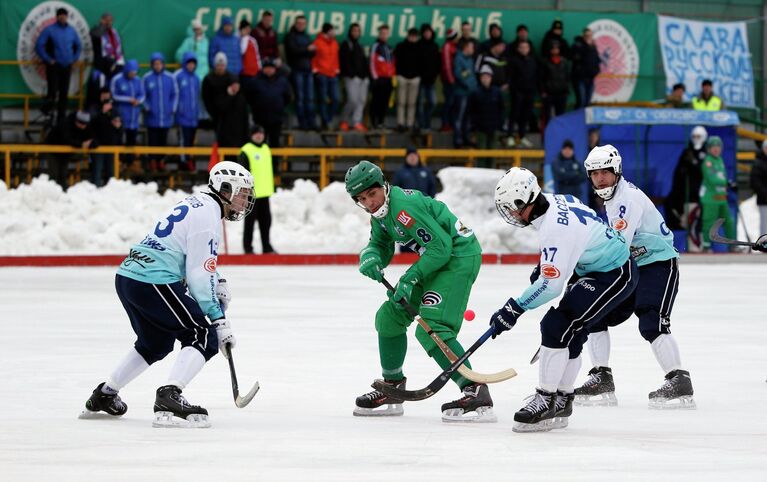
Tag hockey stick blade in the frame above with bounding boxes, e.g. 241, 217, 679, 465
381, 277, 517, 384
708, 218, 753, 247
225, 344, 260, 408
373, 326, 500, 401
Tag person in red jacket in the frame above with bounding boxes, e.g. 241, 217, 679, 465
252, 11, 280, 68
440, 29, 459, 131
312, 23, 340, 130
239, 19, 262, 126
369, 24, 395, 130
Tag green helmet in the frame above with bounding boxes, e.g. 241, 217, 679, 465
706, 135, 723, 148
345, 160, 386, 198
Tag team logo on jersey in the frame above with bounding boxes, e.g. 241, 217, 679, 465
397, 210, 414, 227
204, 257, 217, 273
613, 219, 628, 231
421, 291, 443, 306
541, 264, 561, 279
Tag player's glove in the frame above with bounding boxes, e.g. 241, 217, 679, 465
529, 264, 541, 284
213, 318, 236, 358
389, 270, 419, 307
753, 234, 767, 253
359, 251, 384, 282
489, 297, 524, 339
216, 278, 232, 312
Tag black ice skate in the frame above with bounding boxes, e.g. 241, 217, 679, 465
441, 383, 497, 423
152, 385, 211, 428
512, 388, 557, 433
353, 378, 406, 417
79, 382, 128, 419
574, 366, 618, 406
551, 391, 575, 429
648, 369, 696, 410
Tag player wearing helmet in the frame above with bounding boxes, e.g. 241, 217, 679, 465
80, 161, 255, 428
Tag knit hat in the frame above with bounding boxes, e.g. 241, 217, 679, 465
552, 20, 563, 30
406, 146, 418, 156
56, 7, 68, 16
706, 135, 723, 148
262, 57, 276, 68
446, 29, 458, 40
214, 52, 228, 66
221, 16, 233, 27
191, 19, 203, 30
75, 111, 90, 124
239, 19, 251, 30
562, 139, 574, 149
479, 65, 493, 76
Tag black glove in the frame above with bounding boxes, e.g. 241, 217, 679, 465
754, 234, 767, 253
489, 297, 524, 338
529, 264, 540, 284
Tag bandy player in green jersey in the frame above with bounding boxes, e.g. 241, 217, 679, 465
345, 161, 496, 423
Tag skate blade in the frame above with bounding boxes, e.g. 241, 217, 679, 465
512, 418, 555, 433
353, 404, 404, 417
441, 406, 498, 423
152, 411, 211, 428
648, 395, 696, 410
550, 416, 569, 430
78, 409, 122, 420
574, 392, 618, 407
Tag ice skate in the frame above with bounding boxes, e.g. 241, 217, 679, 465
551, 391, 575, 429
512, 389, 557, 433
79, 382, 128, 419
574, 366, 618, 406
441, 383, 497, 423
353, 378, 406, 417
648, 370, 696, 410
152, 385, 211, 428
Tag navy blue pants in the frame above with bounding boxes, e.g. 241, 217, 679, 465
115, 274, 219, 365
541, 259, 638, 359
586, 258, 678, 343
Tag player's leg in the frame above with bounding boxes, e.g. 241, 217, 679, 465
700, 200, 719, 250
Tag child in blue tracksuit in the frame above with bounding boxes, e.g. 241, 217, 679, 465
143, 52, 178, 172
174, 52, 200, 170
110, 59, 144, 159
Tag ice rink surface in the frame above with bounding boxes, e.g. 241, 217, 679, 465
1, 262, 766, 481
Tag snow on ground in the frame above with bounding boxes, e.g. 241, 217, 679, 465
0, 263, 765, 481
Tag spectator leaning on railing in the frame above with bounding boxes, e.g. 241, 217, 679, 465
665, 83, 687, 108
143, 52, 178, 173
175, 19, 209, 81
692, 79, 723, 111
339, 23, 369, 132
174, 52, 201, 171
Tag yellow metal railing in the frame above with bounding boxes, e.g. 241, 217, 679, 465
1, 145, 543, 189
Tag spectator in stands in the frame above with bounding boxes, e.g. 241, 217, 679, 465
45, 110, 93, 189
90, 12, 124, 80
552, 139, 587, 200
35, 7, 82, 125
143, 52, 177, 173
239, 125, 276, 254
439, 29, 459, 132
174, 52, 201, 171
369, 25, 396, 130
252, 58, 292, 147
202, 53, 249, 150
539, 42, 570, 128
571, 28, 600, 109
460, 21, 479, 58
665, 83, 687, 108
239, 19, 262, 126
252, 11, 280, 68
394, 28, 421, 133
452, 39, 477, 148
470, 65, 503, 153
392, 147, 436, 198
665, 126, 707, 231
751, 140, 767, 236
313, 23, 340, 130
509, 24, 535, 57
85, 69, 109, 115
507, 40, 537, 147
110, 59, 143, 160
475, 39, 508, 91
92, 96, 122, 186
285, 15, 317, 130
479, 23, 504, 55
176, 20, 209, 81
692, 79, 723, 111
339, 23, 368, 132
700, 136, 735, 251
416, 24, 440, 133
541, 19, 570, 59
209, 16, 241, 76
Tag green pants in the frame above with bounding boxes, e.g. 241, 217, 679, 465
375, 254, 481, 387
701, 200, 735, 248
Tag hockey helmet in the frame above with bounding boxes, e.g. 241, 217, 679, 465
494, 167, 542, 227
345, 160, 391, 218
208, 161, 255, 221
584, 144, 623, 200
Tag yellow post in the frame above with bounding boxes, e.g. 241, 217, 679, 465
320, 153, 328, 189
113, 150, 120, 180
4, 149, 10, 188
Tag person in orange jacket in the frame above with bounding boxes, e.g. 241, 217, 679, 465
312, 23, 340, 130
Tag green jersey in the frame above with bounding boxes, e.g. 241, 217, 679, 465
361, 187, 481, 280
700, 154, 728, 202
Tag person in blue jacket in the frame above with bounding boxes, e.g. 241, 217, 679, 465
174, 52, 201, 171
35, 7, 82, 124
110, 59, 144, 161
392, 147, 437, 197
208, 16, 241, 76
143, 52, 178, 172
552, 139, 587, 201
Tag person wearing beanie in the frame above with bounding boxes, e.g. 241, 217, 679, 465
176, 18, 210, 81
110, 59, 144, 164
541, 19, 570, 58
416, 24, 440, 132
143, 52, 178, 173
552, 139, 586, 199
700, 136, 736, 251
470, 64, 504, 154
392, 146, 437, 199
394, 28, 422, 132
312, 23, 340, 130
751, 140, 767, 236
208, 16, 241, 75
202, 51, 249, 150
439, 29, 460, 131
479, 23, 504, 55
238, 125, 276, 254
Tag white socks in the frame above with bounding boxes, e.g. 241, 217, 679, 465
588, 330, 611, 368
558, 355, 583, 394
105, 348, 150, 392
651, 334, 682, 374
167, 346, 206, 389
538, 346, 570, 393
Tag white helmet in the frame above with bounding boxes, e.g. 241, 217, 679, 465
584, 144, 622, 200
691, 125, 708, 150
208, 161, 255, 221
494, 167, 542, 227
